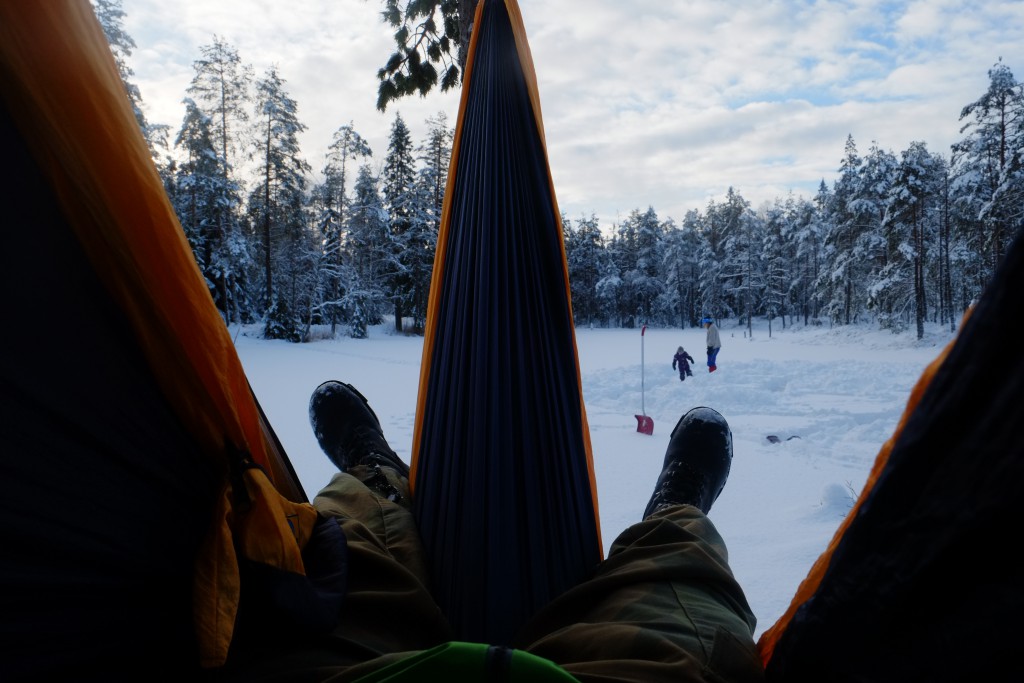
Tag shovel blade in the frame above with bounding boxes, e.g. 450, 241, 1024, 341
635, 414, 654, 435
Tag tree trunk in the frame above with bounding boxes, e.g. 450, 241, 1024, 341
844, 280, 852, 325
913, 207, 925, 340
263, 125, 273, 310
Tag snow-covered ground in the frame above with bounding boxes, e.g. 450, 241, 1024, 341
236, 318, 955, 639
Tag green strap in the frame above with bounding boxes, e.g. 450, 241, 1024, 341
351, 642, 580, 682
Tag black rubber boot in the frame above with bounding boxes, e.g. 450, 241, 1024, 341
308, 381, 410, 478
643, 406, 732, 518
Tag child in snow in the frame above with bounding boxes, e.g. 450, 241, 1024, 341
673, 346, 695, 381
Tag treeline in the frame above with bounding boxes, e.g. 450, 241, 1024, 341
168, 48, 451, 341
98, 2, 1023, 341
565, 63, 1023, 340
566, 102, 1019, 340
98, 2, 451, 340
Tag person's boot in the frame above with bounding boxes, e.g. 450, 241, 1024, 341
308, 380, 410, 478
643, 407, 732, 518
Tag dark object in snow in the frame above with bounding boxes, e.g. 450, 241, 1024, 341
672, 346, 695, 381
766, 435, 802, 444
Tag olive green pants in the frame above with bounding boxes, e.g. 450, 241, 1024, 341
230, 464, 763, 683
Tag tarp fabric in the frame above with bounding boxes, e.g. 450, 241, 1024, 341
0, 1, 316, 668
2, 95, 219, 678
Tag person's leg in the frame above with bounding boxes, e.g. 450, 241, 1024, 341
311, 466, 453, 660
306, 382, 453, 661
222, 383, 452, 679
517, 510, 761, 683
515, 408, 763, 683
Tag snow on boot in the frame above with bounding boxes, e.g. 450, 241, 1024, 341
643, 407, 732, 517
308, 380, 409, 478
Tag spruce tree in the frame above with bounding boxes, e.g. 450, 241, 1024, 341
952, 58, 1024, 285
565, 214, 607, 327
820, 136, 864, 325
173, 98, 251, 323
881, 141, 942, 339
92, 0, 169, 161
345, 165, 391, 338
761, 199, 791, 336
251, 66, 312, 340
375, 0, 471, 110
404, 112, 452, 332
184, 37, 253, 323
382, 112, 417, 332
321, 124, 372, 334
789, 190, 825, 325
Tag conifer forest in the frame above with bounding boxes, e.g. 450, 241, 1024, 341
97, 0, 1024, 342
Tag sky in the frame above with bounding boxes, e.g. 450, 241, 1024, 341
237, 318, 954, 640
121, 0, 1024, 228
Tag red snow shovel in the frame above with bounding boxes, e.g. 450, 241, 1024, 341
635, 324, 654, 435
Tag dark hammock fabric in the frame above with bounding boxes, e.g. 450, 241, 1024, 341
0, 93, 217, 680
761, 229, 1024, 681
411, 0, 602, 645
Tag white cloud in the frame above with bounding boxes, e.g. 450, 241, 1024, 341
122, 0, 1023, 229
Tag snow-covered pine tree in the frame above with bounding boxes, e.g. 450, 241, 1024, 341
92, 0, 170, 164
761, 198, 792, 336
250, 66, 312, 341
184, 37, 253, 324
784, 191, 824, 326
406, 112, 453, 331
565, 214, 608, 327
382, 112, 417, 332
855, 142, 899, 319
819, 136, 865, 325
345, 164, 390, 338
315, 124, 373, 335
883, 141, 943, 339
952, 58, 1024, 290
173, 97, 251, 324
668, 209, 706, 328
720, 193, 763, 339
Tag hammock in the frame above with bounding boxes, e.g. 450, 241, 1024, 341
409, 0, 603, 645
5, 1, 1022, 679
